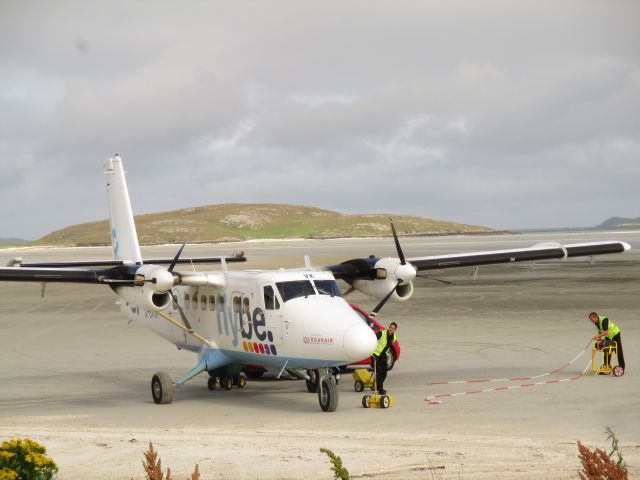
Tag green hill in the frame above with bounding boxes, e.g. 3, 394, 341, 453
33, 203, 493, 246
598, 216, 640, 229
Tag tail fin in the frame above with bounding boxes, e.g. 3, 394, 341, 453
104, 155, 143, 264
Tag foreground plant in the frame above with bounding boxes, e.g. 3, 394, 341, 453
320, 448, 350, 480
140, 442, 200, 480
605, 425, 627, 471
578, 426, 628, 480
0, 438, 58, 480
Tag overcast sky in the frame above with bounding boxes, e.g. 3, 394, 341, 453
1, 1, 638, 240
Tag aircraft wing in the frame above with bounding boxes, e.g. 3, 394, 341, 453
0, 267, 113, 284
15, 255, 245, 268
326, 240, 631, 280
407, 241, 630, 271
0, 262, 231, 287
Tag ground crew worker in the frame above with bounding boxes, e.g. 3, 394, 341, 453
589, 312, 625, 372
372, 322, 397, 395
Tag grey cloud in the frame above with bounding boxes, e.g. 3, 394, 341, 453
0, 0, 638, 239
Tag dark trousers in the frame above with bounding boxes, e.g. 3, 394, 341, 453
374, 353, 388, 393
605, 333, 625, 370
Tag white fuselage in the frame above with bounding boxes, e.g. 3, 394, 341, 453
119, 268, 377, 370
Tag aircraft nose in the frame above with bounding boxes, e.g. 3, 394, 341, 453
343, 324, 378, 361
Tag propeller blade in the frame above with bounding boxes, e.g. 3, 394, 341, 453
416, 273, 456, 285
370, 280, 401, 317
168, 290, 193, 332
168, 243, 187, 273
389, 218, 406, 265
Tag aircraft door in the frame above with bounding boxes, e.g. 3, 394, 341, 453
231, 292, 244, 341
262, 285, 283, 345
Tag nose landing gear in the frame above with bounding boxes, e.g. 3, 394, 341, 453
317, 368, 339, 412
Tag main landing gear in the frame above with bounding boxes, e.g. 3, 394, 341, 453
207, 374, 246, 391
150, 362, 248, 404
151, 372, 174, 404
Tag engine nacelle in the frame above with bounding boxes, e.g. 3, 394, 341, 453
116, 285, 172, 311
114, 264, 175, 311
352, 257, 416, 302
132, 264, 175, 291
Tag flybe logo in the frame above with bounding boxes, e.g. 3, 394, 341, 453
111, 228, 120, 258
215, 293, 277, 356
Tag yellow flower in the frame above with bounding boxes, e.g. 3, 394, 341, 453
0, 468, 17, 480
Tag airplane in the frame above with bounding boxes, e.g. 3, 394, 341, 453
0, 155, 631, 412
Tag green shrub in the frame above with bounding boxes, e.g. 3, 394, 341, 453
320, 448, 350, 480
0, 439, 58, 480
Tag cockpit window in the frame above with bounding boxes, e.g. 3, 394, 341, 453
352, 307, 377, 330
314, 280, 342, 297
276, 280, 316, 302
263, 285, 280, 310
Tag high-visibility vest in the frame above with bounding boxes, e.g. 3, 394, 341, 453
374, 330, 397, 356
597, 316, 620, 340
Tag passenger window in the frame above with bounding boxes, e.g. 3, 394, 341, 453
172, 293, 178, 310
185, 293, 190, 310
192, 293, 198, 310
209, 295, 215, 311
233, 296, 241, 313
217, 294, 225, 312
242, 297, 250, 314
263, 285, 280, 310
201, 295, 207, 310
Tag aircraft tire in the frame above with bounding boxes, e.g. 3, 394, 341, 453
306, 369, 320, 393
151, 372, 174, 404
386, 350, 396, 371
318, 377, 338, 412
222, 376, 233, 390
207, 377, 217, 391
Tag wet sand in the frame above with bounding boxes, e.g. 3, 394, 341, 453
1, 232, 639, 478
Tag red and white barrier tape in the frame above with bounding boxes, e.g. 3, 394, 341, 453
425, 340, 594, 405
426, 339, 592, 385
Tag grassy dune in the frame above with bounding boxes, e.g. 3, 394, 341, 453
33, 203, 492, 246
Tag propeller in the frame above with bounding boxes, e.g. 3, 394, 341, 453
370, 280, 401, 317
168, 242, 186, 273
390, 218, 406, 265
168, 290, 193, 332
369, 219, 413, 317
166, 242, 193, 331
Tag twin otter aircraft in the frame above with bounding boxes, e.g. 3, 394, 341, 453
0, 156, 631, 411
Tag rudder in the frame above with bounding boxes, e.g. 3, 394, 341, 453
104, 155, 142, 264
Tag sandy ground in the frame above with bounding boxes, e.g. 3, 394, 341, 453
1, 232, 639, 479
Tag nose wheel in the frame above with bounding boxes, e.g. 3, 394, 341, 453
317, 369, 339, 412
